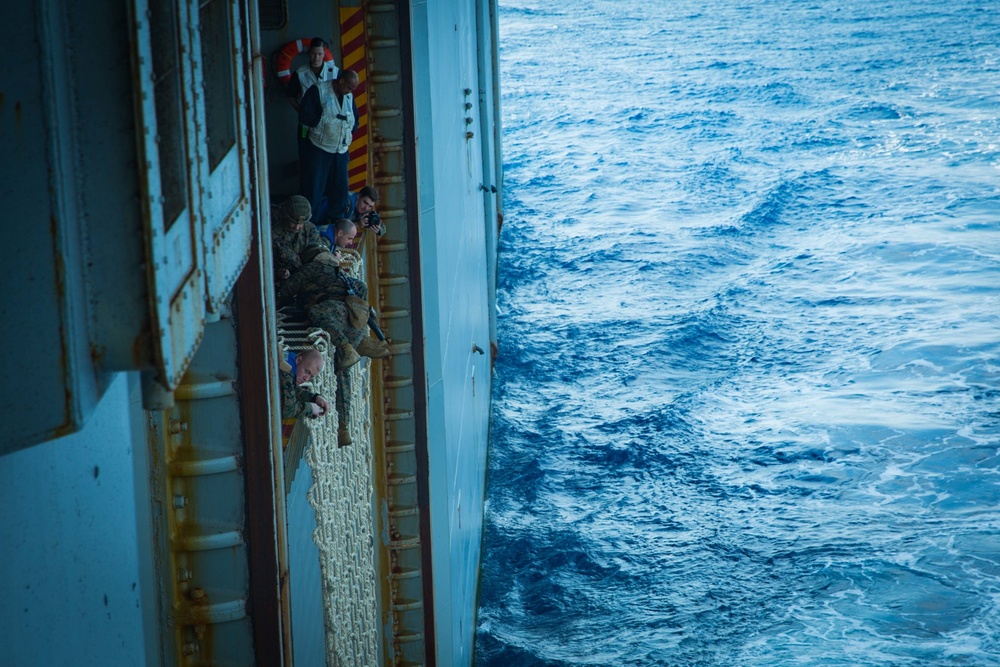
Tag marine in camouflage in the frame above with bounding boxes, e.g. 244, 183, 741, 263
272, 196, 330, 279
277, 253, 369, 313
279, 366, 320, 420
278, 252, 374, 443
306, 300, 367, 349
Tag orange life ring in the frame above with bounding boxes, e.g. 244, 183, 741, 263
274, 39, 335, 86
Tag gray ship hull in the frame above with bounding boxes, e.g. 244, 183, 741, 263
0, 0, 501, 664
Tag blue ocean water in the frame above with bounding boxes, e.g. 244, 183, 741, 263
475, 1, 1000, 665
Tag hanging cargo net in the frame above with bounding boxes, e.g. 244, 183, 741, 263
276, 253, 380, 667
276, 324, 328, 494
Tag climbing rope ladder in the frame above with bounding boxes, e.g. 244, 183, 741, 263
276, 250, 380, 667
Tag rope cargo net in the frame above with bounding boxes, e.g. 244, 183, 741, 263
277, 252, 380, 667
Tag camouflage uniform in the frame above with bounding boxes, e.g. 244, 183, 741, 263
277, 256, 369, 348
305, 299, 367, 430
279, 366, 321, 419
278, 256, 371, 432
272, 196, 329, 279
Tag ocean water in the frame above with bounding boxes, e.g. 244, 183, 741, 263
475, 1, 1000, 665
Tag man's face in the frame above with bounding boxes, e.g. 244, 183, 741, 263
357, 196, 375, 216
335, 225, 358, 248
308, 46, 326, 71
295, 354, 324, 385
335, 74, 359, 96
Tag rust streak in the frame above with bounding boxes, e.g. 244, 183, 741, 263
49, 214, 75, 437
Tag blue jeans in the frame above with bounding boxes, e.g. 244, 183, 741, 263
299, 140, 350, 224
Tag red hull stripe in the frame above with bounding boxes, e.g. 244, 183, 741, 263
341, 6, 368, 191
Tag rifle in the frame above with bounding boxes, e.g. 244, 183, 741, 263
338, 272, 386, 341
368, 309, 386, 341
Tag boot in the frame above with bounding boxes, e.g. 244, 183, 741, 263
337, 422, 352, 448
345, 295, 370, 330
336, 341, 361, 370
357, 336, 391, 359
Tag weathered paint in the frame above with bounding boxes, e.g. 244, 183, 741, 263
407, 0, 500, 662
0, 375, 156, 666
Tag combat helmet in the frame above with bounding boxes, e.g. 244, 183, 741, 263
280, 195, 312, 227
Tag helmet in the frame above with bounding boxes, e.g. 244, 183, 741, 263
301, 243, 333, 264
281, 195, 312, 225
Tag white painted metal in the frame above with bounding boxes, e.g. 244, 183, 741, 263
191, 0, 255, 317
0, 0, 143, 450
476, 0, 504, 346
408, 0, 499, 663
1, 0, 275, 660
131, 0, 208, 391
131, 0, 257, 388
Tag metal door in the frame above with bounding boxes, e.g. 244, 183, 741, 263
132, 0, 207, 390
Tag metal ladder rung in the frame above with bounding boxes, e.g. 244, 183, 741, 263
175, 378, 235, 400
170, 455, 239, 477
385, 409, 414, 421
378, 273, 409, 287
375, 174, 404, 184
387, 340, 412, 354
388, 473, 417, 486
385, 440, 416, 454
173, 597, 248, 625
384, 375, 413, 388
389, 538, 421, 550
389, 507, 420, 518
381, 308, 410, 319
390, 598, 424, 613
173, 529, 243, 552
374, 139, 404, 150
371, 73, 401, 84
377, 241, 407, 253
369, 38, 401, 48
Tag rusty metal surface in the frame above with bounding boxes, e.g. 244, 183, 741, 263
145, 318, 256, 666
367, 2, 439, 664
239, 0, 294, 659
236, 215, 290, 667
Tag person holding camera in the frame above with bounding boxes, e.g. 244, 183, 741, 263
321, 185, 385, 250
344, 185, 386, 237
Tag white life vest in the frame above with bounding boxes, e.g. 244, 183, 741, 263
294, 62, 339, 102
308, 82, 354, 154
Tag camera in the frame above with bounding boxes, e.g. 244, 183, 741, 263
365, 210, 382, 229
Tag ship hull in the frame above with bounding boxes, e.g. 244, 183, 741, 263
0, 0, 501, 665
